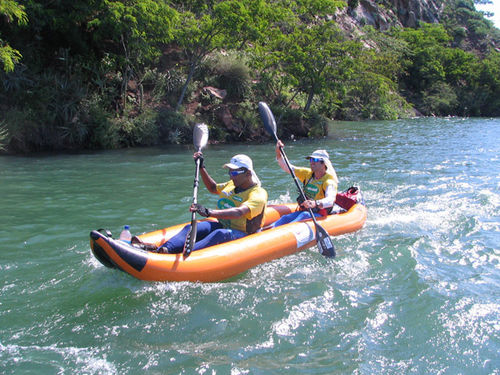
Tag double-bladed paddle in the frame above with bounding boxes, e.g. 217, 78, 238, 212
258, 102, 336, 257
183, 123, 209, 257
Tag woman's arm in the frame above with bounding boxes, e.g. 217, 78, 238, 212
315, 184, 337, 209
276, 140, 294, 174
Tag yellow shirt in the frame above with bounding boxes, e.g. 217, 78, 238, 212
294, 167, 337, 200
215, 181, 268, 234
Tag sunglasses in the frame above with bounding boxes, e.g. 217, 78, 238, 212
309, 157, 323, 163
228, 169, 247, 177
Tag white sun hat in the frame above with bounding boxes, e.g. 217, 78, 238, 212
306, 149, 338, 184
223, 154, 253, 170
223, 154, 261, 186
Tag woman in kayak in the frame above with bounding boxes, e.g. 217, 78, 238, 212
157, 154, 268, 253
272, 140, 338, 227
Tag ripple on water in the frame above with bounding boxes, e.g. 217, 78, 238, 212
0, 342, 117, 374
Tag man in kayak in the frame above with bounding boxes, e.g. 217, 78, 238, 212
157, 154, 268, 253
271, 140, 338, 227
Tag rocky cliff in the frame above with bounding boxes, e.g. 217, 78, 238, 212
336, 0, 500, 54
337, 0, 447, 32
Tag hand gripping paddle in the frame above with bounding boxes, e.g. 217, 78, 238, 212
258, 102, 335, 257
183, 123, 209, 257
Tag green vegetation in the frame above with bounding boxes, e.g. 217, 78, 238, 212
0, 0, 27, 72
0, 0, 499, 153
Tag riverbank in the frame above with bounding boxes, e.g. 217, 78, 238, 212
1, 1, 500, 154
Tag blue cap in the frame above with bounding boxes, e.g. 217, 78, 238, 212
124, 225, 130, 230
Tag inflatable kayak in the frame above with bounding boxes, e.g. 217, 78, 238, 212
90, 187, 367, 282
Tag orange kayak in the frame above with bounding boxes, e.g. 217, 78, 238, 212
90, 187, 367, 282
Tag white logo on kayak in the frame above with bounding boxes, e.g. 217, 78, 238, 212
291, 223, 315, 249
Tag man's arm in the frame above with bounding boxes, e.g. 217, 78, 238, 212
191, 203, 250, 219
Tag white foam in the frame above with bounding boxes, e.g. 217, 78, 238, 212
0, 342, 117, 373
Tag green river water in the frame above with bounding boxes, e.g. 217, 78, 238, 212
0, 117, 499, 374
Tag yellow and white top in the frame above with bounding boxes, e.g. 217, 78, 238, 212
294, 167, 338, 203
215, 181, 268, 234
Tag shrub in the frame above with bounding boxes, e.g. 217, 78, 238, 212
157, 109, 191, 144
271, 106, 308, 139
305, 111, 329, 138
456, 0, 474, 11
1, 108, 41, 153
348, 0, 359, 11
0, 68, 89, 152
341, 72, 412, 120
129, 109, 160, 146
0, 121, 8, 152
421, 82, 458, 115
467, 19, 489, 38
143, 67, 186, 104
109, 108, 160, 147
233, 100, 262, 139
78, 95, 118, 150
210, 52, 251, 100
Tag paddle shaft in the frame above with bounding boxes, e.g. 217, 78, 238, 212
184, 148, 202, 252
279, 146, 335, 256
190, 153, 202, 220
183, 123, 209, 257
258, 102, 335, 257
261, 104, 321, 229
278, 147, 323, 227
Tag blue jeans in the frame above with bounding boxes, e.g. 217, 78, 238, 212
160, 221, 247, 253
271, 210, 322, 228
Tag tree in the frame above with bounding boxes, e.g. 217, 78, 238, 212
475, 49, 500, 115
88, 0, 178, 111
360, 26, 411, 83
339, 27, 413, 120
395, 24, 452, 109
279, 22, 361, 112
172, 0, 278, 110
474, 0, 494, 18
0, 0, 27, 72
252, 0, 347, 112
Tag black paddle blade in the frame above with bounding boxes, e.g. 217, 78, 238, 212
258, 102, 278, 141
183, 220, 197, 257
315, 224, 336, 257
